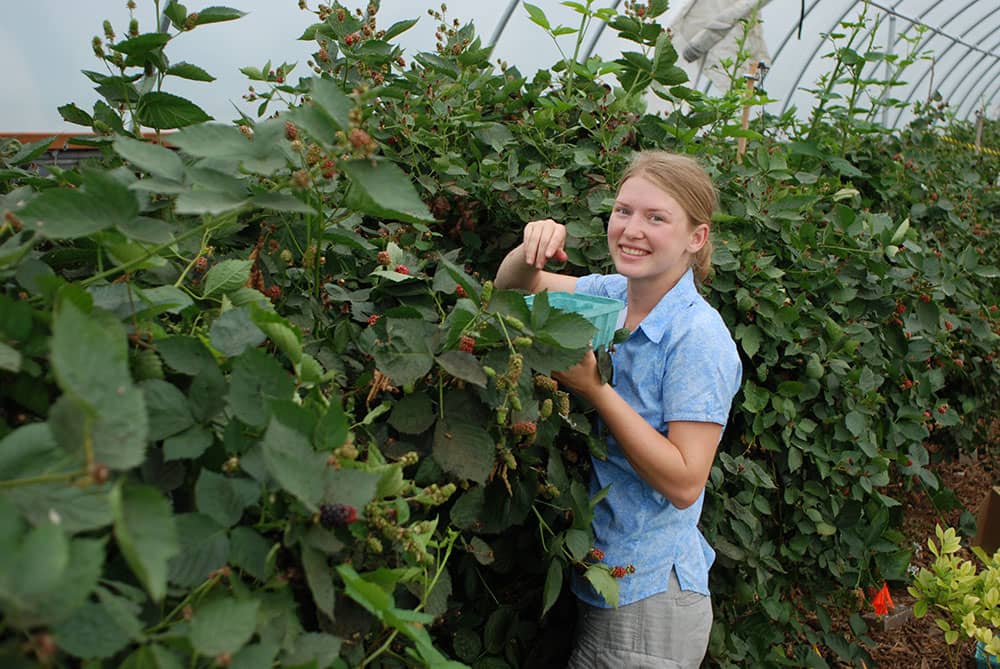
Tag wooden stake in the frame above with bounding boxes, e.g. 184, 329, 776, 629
737, 61, 759, 162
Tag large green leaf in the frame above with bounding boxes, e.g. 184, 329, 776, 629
388, 392, 437, 434
16, 184, 131, 239
307, 76, 353, 131
52, 600, 133, 659
261, 416, 326, 510
343, 159, 436, 224
315, 398, 349, 452
209, 306, 267, 357
136, 92, 212, 129
189, 597, 260, 657
141, 379, 195, 441
433, 417, 494, 484
435, 351, 487, 387
202, 259, 254, 298
111, 482, 179, 602
194, 470, 260, 528
373, 319, 436, 387
165, 62, 215, 82
227, 348, 295, 427
113, 135, 184, 181
51, 294, 130, 401
167, 513, 229, 587
48, 390, 148, 471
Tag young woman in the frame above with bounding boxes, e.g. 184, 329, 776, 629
495, 150, 742, 668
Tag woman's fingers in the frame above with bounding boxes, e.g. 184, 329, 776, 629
524, 219, 566, 268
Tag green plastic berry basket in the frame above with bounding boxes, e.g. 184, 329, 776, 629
524, 292, 625, 349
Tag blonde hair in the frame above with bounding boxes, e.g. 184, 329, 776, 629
618, 150, 718, 283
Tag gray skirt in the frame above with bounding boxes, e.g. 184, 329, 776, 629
565, 569, 712, 669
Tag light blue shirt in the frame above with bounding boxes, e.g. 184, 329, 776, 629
570, 268, 742, 607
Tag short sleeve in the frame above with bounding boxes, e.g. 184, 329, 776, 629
660, 310, 741, 427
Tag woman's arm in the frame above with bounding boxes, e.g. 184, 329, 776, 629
554, 352, 721, 509
495, 219, 578, 293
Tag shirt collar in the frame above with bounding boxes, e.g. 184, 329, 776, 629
631, 268, 699, 344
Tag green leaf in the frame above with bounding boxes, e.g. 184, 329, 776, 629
261, 416, 326, 510
249, 303, 302, 364
120, 644, 185, 669
583, 564, 619, 607
281, 633, 343, 669
373, 319, 436, 387
141, 379, 195, 441
229, 526, 272, 582
315, 398, 349, 451
388, 392, 436, 435
136, 92, 212, 129
0, 341, 21, 372
227, 348, 295, 427
523, 3, 551, 30
163, 424, 214, 461
301, 545, 335, 619
195, 470, 259, 528
58, 103, 94, 127
845, 410, 865, 437
157, 335, 215, 375
189, 597, 260, 657
11, 522, 69, 599
113, 135, 184, 181
542, 559, 563, 616
165, 62, 215, 81
167, 513, 229, 587
343, 159, 436, 224
250, 192, 314, 213
17, 187, 122, 239
209, 306, 267, 358
110, 32, 171, 56
433, 417, 494, 484
111, 482, 179, 602
307, 77, 353, 131
192, 6, 247, 25
52, 600, 134, 660
436, 351, 487, 387
202, 259, 254, 298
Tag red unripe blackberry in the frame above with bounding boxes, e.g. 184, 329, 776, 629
394, 264, 410, 275
459, 335, 475, 353
377, 250, 391, 265
319, 503, 357, 529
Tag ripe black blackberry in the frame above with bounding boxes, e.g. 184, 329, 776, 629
319, 503, 357, 529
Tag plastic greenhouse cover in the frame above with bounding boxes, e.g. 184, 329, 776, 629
0, 0, 996, 133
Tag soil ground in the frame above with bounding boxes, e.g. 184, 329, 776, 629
861, 429, 999, 669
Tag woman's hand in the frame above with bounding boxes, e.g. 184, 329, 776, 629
552, 349, 602, 400
522, 219, 569, 269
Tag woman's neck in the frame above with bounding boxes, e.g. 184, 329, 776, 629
624, 270, 685, 330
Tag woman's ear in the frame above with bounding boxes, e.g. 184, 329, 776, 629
687, 223, 710, 254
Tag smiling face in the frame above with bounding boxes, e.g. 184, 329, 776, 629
607, 174, 709, 294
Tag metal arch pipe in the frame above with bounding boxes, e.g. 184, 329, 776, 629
977, 72, 1000, 120
948, 32, 1000, 118
857, 0, 977, 91
488, 0, 522, 49
934, 18, 1000, 119
890, 5, 1000, 127
947, 28, 1000, 110
895, 23, 1000, 128
778, 1, 860, 116
955, 56, 1000, 121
